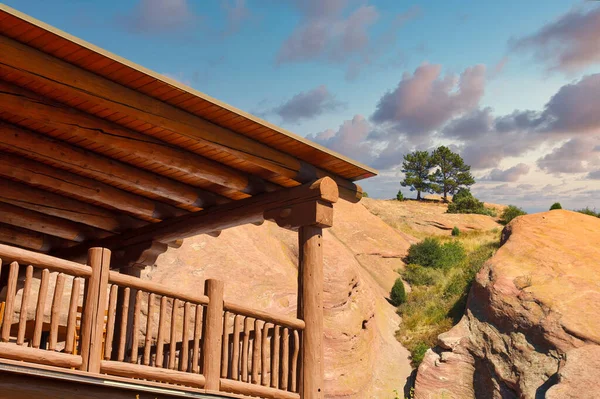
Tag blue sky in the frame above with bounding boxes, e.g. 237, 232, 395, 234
6, 0, 600, 212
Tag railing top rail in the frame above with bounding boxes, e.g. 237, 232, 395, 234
0, 243, 92, 278
223, 301, 305, 331
108, 271, 209, 306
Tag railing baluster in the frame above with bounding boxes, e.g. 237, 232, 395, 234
143, 293, 155, 366
281, 327, 289, 391
117, 287, 130, 362
291, 330, 299, 393
192, 304, 202, 374
33, 269, 50, 349
271, 325, 280, 389
252, 319, 261, 384
261, 322, 269, 386
49, 273, 66, 350
156, 295, 167, 368
1, 262, 19, 342
104, 284, 118, 359
65, 277, 81, 354
241, 316, 250, 382
221, 310, 230, 378
131, 290, 142, 364
169, 298, 179, 370
231, 314, 241, 380
17, 265, 34, 346
180, 301, 190, 372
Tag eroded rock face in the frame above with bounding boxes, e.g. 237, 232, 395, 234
148, 199, 413, 398
414, 210, 600, 399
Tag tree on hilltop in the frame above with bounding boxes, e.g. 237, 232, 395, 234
400, 150, 432, 200
429, 146, 475, 201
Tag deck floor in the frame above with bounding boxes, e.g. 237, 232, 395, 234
0, 359, 243, 399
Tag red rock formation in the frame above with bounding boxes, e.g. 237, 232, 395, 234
414, 210, 600, 398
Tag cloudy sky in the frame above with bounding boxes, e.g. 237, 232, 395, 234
8, 0, 600, 212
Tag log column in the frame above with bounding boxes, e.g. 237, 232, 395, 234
297, 225, 324, 399
263, 178, 340, 399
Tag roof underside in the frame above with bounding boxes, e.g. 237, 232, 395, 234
0, 5, 377, 257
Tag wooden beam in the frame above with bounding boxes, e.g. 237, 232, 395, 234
0, 179, 145, 232
0, 152, 184, 221
0, 121, 224, 209
0, 202, 112, 242
0, 35, 363, 202
0, 223, 75, 252
55, 177, 339, 262
0, 81, 275, 196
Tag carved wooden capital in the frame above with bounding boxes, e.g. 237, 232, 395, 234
111, 240, 169, 269
264, 200, 333, 230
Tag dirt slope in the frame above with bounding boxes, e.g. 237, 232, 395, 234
148, 199, 414, 398
414, 210, 600, 398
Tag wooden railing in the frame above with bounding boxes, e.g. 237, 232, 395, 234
0, 244, 303, 399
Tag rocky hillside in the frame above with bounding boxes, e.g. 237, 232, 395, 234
415, 210, 600, 398
149, 199, 416, 398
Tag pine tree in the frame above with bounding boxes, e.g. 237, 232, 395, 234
400, 150, 432, 200
429, 146, 475, 201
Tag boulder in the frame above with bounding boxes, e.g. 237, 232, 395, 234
414, 210, 600, 398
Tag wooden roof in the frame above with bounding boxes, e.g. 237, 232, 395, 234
0, 5, 376, 259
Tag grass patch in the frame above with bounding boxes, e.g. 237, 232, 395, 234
396, 231, 500, 367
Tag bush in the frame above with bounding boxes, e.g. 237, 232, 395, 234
550, 202, 562, 210
405, 238, 443, 268
501, 205, 527, 224
447, 189, 496, 216
405, 238, 466, 269
362, 191, 369, 198
402, 264, 443, 286
396, 190, 404, 201
452, 226, 460, 236
576, 207, 600, 217
410, 342, 430, 367
390, 278, 407, 306
439, 241, 466, 268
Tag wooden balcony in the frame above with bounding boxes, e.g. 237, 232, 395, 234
0, 243, 303, 399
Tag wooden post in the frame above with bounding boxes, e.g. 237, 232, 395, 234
202, 279, 224, 391
298, 226, 324, 399
79, 247, 111, 373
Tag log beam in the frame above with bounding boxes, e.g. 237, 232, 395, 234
0, 35, 363, 202
0, 179, 145, 232
0, 81, 275, 196
0, 202, 111, 242
0, 121, 224, 209
55, 177, 339, 262
0, 223, 76, 252
0, 152, 184, 221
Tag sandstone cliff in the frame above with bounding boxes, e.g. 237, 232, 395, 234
148, 199, 414, 398
414, 210, 600, 398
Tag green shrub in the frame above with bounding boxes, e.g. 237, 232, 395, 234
402, 264, 443, 286
550, 202, 562, 210
396, 190, 404, 201
390, 278, 407, 306
411, 342, 430, 367
405, 238, 466, 269
576, 207, 600, 217
447, 189, 496, 216
451, 226, 460, 236
501, 205, 527, 224
439, 241, 466, 269
362, 191, 369, 198
405, 238, 443, 268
